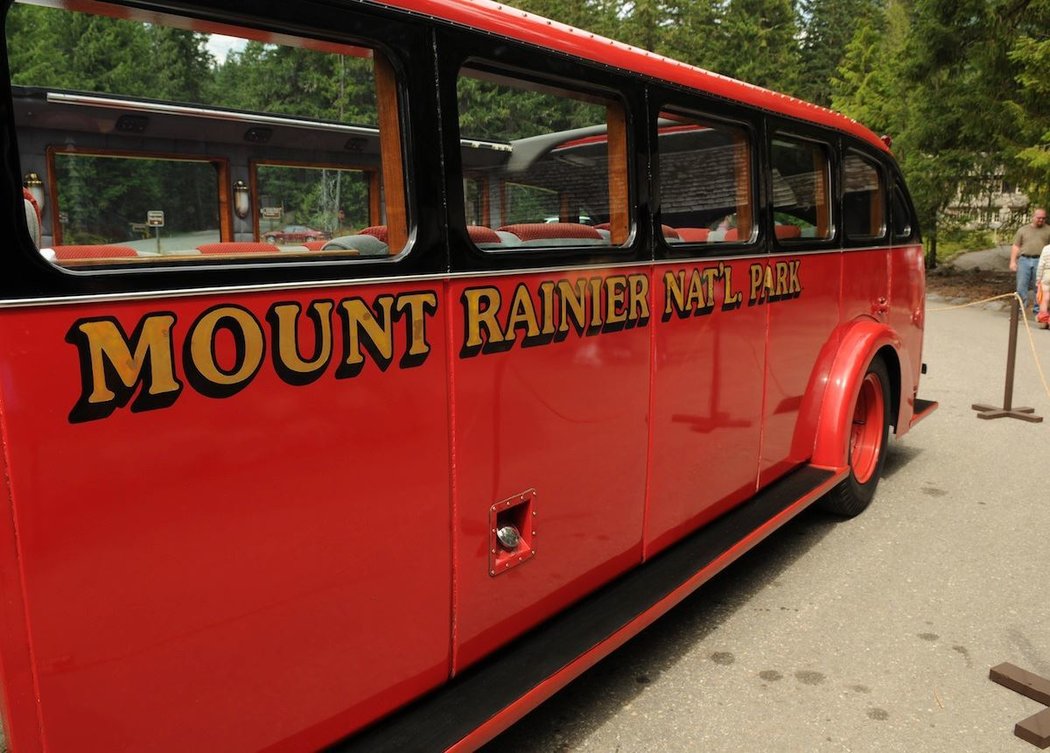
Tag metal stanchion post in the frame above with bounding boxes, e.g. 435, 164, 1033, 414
972, 299, 1043, 422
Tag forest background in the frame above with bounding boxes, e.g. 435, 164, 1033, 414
9, 0, 1050, 262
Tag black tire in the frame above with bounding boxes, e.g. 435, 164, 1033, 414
819, 356, 891, 518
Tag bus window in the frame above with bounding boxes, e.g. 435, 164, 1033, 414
6, 0, 408, 267
771, 136, 833, 240
891, 181, 915, 240
457, 65, 629, 249
843, 151, 887, 240
656, 112, 754, 245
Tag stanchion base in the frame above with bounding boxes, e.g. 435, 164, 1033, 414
990, 663, 1050, 748
972, 403, 1044, 422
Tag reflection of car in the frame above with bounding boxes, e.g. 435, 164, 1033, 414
263, 225, 328, 244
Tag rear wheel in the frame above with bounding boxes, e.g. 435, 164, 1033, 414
820, 357, 891, 517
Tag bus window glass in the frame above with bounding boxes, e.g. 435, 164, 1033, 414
255, 165, 373, 248
843, 151, 886, 240
891, 182, 914, 240
6, 0, 408, 267
457, 66, 629, 249
656, 112, 753, 245
771, 136, 833, 240
52, 153, 221, 252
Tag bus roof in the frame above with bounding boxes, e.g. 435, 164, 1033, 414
373, 0, 891, 155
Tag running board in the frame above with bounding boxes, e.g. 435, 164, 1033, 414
329, 464, 847, 753
910, 397, 938, 429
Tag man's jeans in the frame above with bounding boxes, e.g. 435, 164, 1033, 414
1017, 255, 1040, 312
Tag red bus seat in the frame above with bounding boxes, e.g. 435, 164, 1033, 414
22, 188, 41, 247
197, 242, 280, 255
675, 227, 710, 242
774, 224, 802, 240
51, 244, 139, 260
359, 225, 388, 243
303, 240, 328, 251
497, 223, 606, 246
467, 225, 501, 244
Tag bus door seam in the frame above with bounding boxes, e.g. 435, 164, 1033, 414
641, 263, 657, 562
444, 278, 461, 679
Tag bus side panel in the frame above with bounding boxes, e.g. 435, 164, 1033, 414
840, 247, 890, 333
449, 268, 649, 671
0, 284, 452, 753
888, 243, 925, 429
646, 258, 766, 556
759, 252, 843, 485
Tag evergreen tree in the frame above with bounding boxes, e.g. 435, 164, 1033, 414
1005, 0, 1050, 207
717, 0, 802, 93
798, 0, 880, 106
831, 0, 909, 136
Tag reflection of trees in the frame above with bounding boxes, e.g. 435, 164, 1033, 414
54, 156, 219, 243
8, 4, 384, 238
258, 167, 370, 234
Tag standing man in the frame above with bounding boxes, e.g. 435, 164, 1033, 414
1010, 208, 1050, 314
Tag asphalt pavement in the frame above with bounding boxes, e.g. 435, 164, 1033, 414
485, 294, 1050, 753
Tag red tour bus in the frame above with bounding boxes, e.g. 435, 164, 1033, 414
0, 0, 936, 750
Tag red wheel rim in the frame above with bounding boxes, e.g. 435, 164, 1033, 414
849, 372, 884, 484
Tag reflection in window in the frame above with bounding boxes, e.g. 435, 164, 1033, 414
7, 0, 407, 267
256, 165, 372, 246
771, 137, 832, 240
892, 184, 913, 240
843, 152, 885, 239
657, 113, 753, 244
53, 153, 220, 253
458, 66, 628, 250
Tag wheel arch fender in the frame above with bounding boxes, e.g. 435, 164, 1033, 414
811, 319, 901, 470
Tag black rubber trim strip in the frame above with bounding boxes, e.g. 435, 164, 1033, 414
328, 465, 835, 753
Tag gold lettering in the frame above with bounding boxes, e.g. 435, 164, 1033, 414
664, 271, 686, 318
558, 279, 588, 334
628, 274, 650, 322
396, 292, 438, 362
339, 296, 395, 373
588, 277, 603, 328
187, 306, 265, 396
539, 281, 557, 336
462, 287, 506, 354
605, 275, 628, 324
505, 285, 541, 340
686, 269, 706, 311
270, 301, 334, 381
67, 315, 183, 421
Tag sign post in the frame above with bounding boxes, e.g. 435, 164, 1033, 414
147, 210, 165, 254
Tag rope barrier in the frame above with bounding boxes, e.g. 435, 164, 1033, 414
928, 292, 1050, 406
